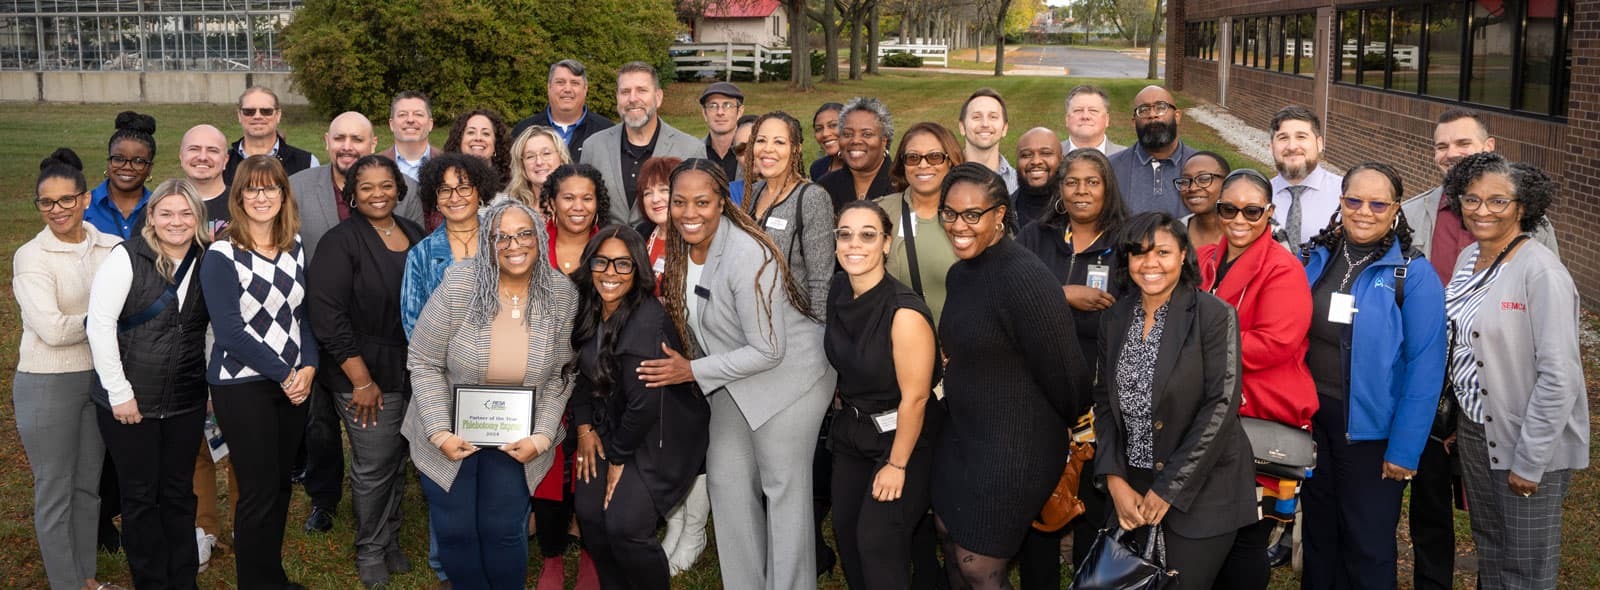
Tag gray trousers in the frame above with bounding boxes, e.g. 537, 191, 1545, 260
1458, 415, 1573, 590
331, 387, 409, 567
707, 388, 831, 590
14, 370, 103, 590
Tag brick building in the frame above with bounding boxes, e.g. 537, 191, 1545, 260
1168, 0, 1598, 308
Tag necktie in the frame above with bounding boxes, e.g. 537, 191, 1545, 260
1285, 184, 1309, 254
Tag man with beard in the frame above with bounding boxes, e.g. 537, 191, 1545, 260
222, 86, 318, 185
581, 61, 706, 225
1108, 85, 1196, 216
512, 59, 614, 163
1397, 108, 1559, 590
959, 88, 1018, 192
1266, 105, 1342, 254
1010, 127, 1063, 227
178, 125, 231, 238
1060, 85, 1125, 155
383, 91, 438, 182
817, 96, 897, 211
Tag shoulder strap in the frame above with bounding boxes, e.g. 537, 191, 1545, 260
119, 247, 199, 333
1393, 256, 1409, 309
899, 197, 923, 296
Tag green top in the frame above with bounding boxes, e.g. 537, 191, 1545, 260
875, 190, 958, 328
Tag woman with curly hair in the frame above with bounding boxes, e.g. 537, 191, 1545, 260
444, 108, 512, 186
402, 152, 500, 334
1299, 162, 1447, 590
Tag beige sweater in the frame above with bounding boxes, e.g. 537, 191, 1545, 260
13, 225, 122, 374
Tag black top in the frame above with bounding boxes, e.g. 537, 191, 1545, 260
511, 108, 615, 164
817, 160, 895, 213
571, 298, 711, 515
825, 272, 941, 411
223, 134, 313, 186
808, 155, 836, 181
706, 135, 740, 182
1015, 220, 1120, 403
92, 239, 209, 418
1008, 183, 1055, 230
203, 193, 231, 241
931, 237, 1090, 557
1307, 239, 1381, 401
307, 214, 426, 393
619, 123, 662, 211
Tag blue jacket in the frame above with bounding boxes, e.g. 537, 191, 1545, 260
400, 224, 457, 339
83, 180, 150, 240
1304, 240, 1447, 470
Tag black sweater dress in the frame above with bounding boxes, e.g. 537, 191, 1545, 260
931, 236, 1092, 556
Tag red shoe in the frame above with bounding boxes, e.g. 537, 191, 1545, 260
576, 550, 600, 590
535, 556, 565, 590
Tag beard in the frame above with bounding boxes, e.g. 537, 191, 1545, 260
1275, 155, 1319, 182
623, 107, 654, 130
1136, 119, 1177, 151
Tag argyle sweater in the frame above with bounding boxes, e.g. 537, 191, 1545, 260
200, 239, 319, 385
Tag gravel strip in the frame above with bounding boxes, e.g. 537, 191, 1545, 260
1184, 103, 1345, 175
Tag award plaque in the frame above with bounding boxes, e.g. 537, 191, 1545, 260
452, 384, 534, 446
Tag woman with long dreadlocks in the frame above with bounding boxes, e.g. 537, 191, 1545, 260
637, 159, 836, 589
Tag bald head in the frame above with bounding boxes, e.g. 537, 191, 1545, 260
1020, 127, 1060, 146
1134, 85, 1174, 109
326, 112, 377, 175
179, 124, 228, 184
1017, 127, 1063, 189
1131, 85, 1180, 153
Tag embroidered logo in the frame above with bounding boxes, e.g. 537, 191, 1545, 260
1501, 301, 1527, 311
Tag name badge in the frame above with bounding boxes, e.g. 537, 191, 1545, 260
1086, 264, 1111, 291
1328, 292, 1358, 325
452, 384, 534, 446
652, 257, 665, 275
694, 285, 712, 300
765, 216, 789, 231
871, 409, 899, 434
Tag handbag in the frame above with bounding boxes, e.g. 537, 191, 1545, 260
1240, 416, 1316, 480
1035, 408, 1098, 532
1069, 526, 1178, 590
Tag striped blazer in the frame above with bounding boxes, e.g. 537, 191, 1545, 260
402, 263, 578, 492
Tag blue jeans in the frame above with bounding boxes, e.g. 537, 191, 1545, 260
419, 450, 532, 590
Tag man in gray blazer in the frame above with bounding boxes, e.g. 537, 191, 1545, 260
1061, 84, 1126, 155
290, 112, 424, 262
580, 61, 706, 226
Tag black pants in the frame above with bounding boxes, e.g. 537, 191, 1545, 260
829, 409, 935, 590
574, 461, 669, 590
302, 382, 344, 511
1302, 394, 1406, 590
97, 406, 204, 590
1122, 469, 1237, 590
1408, 437, 1456, 590
1211, 516, 1275, 590
212, 379, 308, 590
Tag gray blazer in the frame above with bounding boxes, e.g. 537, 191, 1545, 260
745, 180, 835, 318
686, 221, 835, 430
1451, 241, 1589, 483
402, 264, 579, 492
1403, 185, 1560, 258
288, 164, 423, 260
579, 119, 707, 226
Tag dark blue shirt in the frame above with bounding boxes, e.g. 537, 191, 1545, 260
1107, 140, 1196, 218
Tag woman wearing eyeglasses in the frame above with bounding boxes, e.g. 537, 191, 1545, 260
404, 200, 578, 589
1439, 153, 1586, 589
1198, 169, 1318, 590
875, 122, 966, 324
1299, 163, 1447, 590
504, 126, 571, 207
1176, 151, 1231, 248
200, 155, 319, 589
568, 225, 711, 589
933, 163, 1089, 589
85, 111, 157, 240
401, 153, 500, 337
15, 149, 123, 590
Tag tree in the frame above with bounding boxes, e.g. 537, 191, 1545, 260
807, 0, 845, 82
785, 0, 813, 89
283, 0, 677, 120
992, 0, 1012, 76
1146, 0, 1162, 79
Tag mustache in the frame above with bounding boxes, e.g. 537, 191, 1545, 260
1136, 120, 1177, 149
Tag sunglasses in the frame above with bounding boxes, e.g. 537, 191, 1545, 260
903, 152, 949, 167
1216, 202, 1269, 222
1340, 196, 1395, 214
240, 107, 277, 117
832, 228, 883, 243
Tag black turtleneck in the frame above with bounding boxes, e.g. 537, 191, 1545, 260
1008, 184, 1056, 229
1308, 238, 1382, 400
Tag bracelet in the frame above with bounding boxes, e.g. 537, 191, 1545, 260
353, 382, 376, 391
579, 430, 597, 439
885, 460, 906, 471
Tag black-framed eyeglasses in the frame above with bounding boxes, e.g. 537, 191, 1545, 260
1174, 172, 1222, 191
34, 190, 86, 212
107, 155, 153, 170
436, 183, 477, 201
493, 229, 537, 250
833, 228, 883, 243
239, 107, 277, 117
588, 255, 636, 274
242, 185, 282, 200
903, 152, 949, 167
1216, 202, 1269, 222
1133, 101, 1176, 118
1341, 196, 1395, 214
938, 203, 1004, 225
1458, 195, 1518, 214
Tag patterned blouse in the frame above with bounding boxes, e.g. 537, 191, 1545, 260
1116, 301, 1169, 469
1444, 245, 1503, 423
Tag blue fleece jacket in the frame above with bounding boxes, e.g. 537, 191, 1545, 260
1304, 240, 1448, 470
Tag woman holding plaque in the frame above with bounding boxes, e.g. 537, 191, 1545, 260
569, 225, 710, 589
403, 200, 578, 589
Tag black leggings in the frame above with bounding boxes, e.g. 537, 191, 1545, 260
831, 442, 934, 589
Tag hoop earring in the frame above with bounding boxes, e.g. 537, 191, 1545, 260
1390, 214, 1399, 230
1053, 198, 1067, 215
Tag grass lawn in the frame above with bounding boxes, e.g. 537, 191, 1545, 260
1, 71, 1595, 588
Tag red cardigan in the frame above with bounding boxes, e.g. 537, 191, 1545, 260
1197, 234, 1319, 434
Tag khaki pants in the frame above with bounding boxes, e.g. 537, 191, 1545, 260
193, 442, 240, 538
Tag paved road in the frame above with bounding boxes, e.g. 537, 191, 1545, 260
1010, 45, 1163, 78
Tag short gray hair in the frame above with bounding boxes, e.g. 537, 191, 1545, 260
549, 59, 588, 84
840, 96, 894, 148
1064, 84, 1110, 113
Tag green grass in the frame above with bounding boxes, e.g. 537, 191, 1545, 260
2, 71, 1594, 588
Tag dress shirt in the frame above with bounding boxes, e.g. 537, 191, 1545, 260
1108, 141, 1197, 217
1270, 165, 1344, 245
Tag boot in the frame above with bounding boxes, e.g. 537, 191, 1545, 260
661, 498, 688, 573
535, 556, 564, 590
668, 475, 710, 574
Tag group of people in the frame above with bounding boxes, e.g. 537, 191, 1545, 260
13, 54, 1589, 590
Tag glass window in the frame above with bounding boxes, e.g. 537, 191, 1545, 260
1297, 14, 1316, 77
1339, 10, 1361, 83
1518, 0, 1560, 114
1361, 9, 1390, 89
1233, 18, 1245, 66
1424, 2, 1464, 100
1392, 8, 1423, 93
1468, 0, 1516, 108
1267, 16, 1280, 72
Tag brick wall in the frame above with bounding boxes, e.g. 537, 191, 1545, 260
1560, 0, 1600, 308
1224, 67, 1316, 132
1183, 58, 1220, 104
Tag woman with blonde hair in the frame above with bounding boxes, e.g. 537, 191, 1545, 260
504, 125, 571, 207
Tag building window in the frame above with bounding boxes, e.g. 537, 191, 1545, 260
1185, 20, 1217, 61
1, 1, 297, 72
1336, 0, 1571, 118
1231, 13, 1315, 78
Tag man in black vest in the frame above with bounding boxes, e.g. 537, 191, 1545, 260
222, 86, 317, 185
511, 59, 614, 164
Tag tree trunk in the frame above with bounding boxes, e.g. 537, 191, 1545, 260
867, 2, 880, 74
788, 0, 811, 90
848, 5, 864, 80
810, 0, 841, 83
994, 0, 1011, 76
1147, 0, 1162, 79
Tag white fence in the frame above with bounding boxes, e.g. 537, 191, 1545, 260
878, 42, 949, 67
669, 43, 791, 80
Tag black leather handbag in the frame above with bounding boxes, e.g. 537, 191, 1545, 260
1069, 526, 1177, 590
1240, 416, 1316, 480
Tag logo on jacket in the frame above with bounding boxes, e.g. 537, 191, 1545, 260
1501, 301, 1527, 311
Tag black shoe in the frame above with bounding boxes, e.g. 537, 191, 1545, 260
304, 506, 334, 533
1266, 533, 1294, 568
385, 550, 412, 574
290, 468, 308, 485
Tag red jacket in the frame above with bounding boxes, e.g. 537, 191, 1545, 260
1197, 234, 1318, 434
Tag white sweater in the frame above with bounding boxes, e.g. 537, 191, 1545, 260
13, 225, 123, 374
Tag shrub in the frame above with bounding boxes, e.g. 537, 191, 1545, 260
760, 50, 825, 82
881, 51, 923, 68
283, 0, 678, 122
1357, 52, 1397, 72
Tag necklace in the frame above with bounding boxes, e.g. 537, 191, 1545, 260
371, 218, 398, 237
1337, 241, 1381, 291
501, 290, 526, 320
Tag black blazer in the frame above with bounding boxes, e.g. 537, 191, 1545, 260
816, 160, 895, 213
572, 297, 711, 515
307, 214, 426, 393
1094, 287, 1257, 538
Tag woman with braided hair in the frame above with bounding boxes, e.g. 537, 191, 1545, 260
1299, 162, 1447, 590
636, 158, 836, 589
